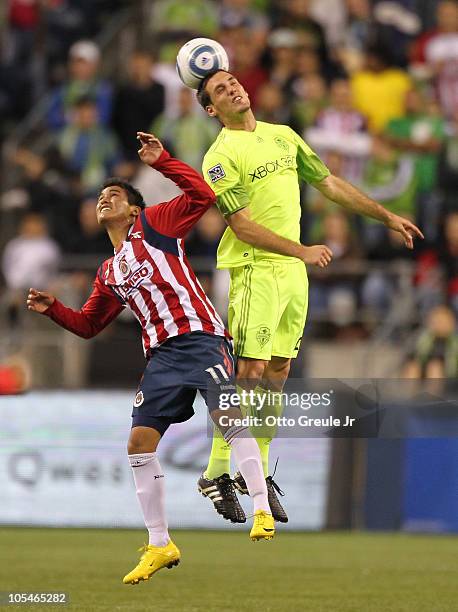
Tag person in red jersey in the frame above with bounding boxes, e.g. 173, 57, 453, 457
27, 133, 275, 585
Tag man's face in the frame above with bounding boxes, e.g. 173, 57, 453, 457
204, 72, 250, 121
96, 186, 139, 226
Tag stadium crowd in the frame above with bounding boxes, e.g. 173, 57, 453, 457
0, 0, 457, 381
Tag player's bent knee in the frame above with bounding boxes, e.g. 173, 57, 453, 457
128, 426, 161, 454
237, 358, 267, 384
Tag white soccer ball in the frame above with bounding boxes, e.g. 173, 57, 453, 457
176, 37, 230, 90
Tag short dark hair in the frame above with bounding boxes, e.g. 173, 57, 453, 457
101, 178, 146, 209
196, 69, 230, 108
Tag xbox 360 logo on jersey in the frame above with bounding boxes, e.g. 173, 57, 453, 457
256, 325, 271, 348
134, 390, 144, 407
274, 137, 289, 152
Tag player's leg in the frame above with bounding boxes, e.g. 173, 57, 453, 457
235, 262, 309, 521
203, 263, 276, 480
123, 350, 195, 585
211, 408, 275, 541
123, 423, 181, 585
194, 334, 274, 539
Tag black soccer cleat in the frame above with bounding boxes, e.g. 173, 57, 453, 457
198, 473, 246, 523
233, 471, 289, 523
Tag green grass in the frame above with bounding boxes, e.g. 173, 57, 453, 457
0, 528, 457, 612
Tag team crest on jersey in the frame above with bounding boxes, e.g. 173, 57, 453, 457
119, 257, 130, 277
256, 325, 271, 348
134, 390, 144, 407
274, 137, 289, 152
207, 163, 226, 183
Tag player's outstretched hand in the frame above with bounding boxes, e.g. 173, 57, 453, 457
301, 245, 333, 268
385, 214, 424, 249
137, 131, 164, 165
27, 288, 55, 313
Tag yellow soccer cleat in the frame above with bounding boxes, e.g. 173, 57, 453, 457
250, 510, 275, 541
122, 540, 181, 585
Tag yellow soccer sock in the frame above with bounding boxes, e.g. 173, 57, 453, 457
204, 426, 231, 479
252, 386, 284, 477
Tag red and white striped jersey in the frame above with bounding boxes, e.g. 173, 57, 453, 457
45, 150, 228, 356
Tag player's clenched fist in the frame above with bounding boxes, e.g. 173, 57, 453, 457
301, 245, 333, 268
27, 288, 55, 313
137, 131, 164, 165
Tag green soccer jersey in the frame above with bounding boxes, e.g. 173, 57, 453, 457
202, 121, 330, 268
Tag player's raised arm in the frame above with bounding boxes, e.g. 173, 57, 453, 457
291, 128, 424, 250
27, 270, 123, 339
313, 174, 424, 249
136, 131, 216, 238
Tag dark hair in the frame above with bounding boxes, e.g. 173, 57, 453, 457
101, 178, 146, 209
73, 94, 97, 108
196, 69, 230, 108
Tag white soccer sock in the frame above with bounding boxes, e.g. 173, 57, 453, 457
224, 427, 270, 514
129, 452, 169, 547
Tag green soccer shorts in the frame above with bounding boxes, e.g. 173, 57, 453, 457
228, 259, 309, 360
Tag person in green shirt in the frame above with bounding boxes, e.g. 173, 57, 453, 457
196, 69, 423, 525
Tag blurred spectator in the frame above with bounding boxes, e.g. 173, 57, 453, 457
442, 212, 458, 314
6, 0, 39, 67
273, 0, 333, 77
8, 147, 79, 244
255, 81, 290, 124
56, 96, 121, 192
47, 40, 113, 130
219, 0, 269, 50
384, 87, 445, 238
411, 0, 458, 119
306, 77, 370, 183
309, 209, 363, 335
151, 0, 217, 48
305, 151, 350, 242
416, 212, 458, 317
112, 50, 165, 161
372, 2, 421, 68
291, 74, 328, 133
268, 28, 300, 91
309, 0, 347, 49
152, 87, 218, 170
338, 0, 373, 73
403, 305, 458, 378
438, 109, 458, 212
385, 88, 445, 190
186, 207, 225, 293
362, 224, 415, 315
411, 0, 458, 64
66, 197, 112, 255
351, 44, 411, 132
361, 136, 417, 248
232, 37, 268, 108
2, 213, 60, 325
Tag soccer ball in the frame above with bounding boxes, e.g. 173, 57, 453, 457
176, 38, 229, 90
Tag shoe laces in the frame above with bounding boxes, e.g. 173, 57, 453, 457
267, 458, 285, 496
215, 473, 238, 501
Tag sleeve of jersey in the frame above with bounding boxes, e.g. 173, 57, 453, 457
291, 128, 331, 184
144, 149, 217, 238
202, 153, 248, 217
43, 272, 123, 339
